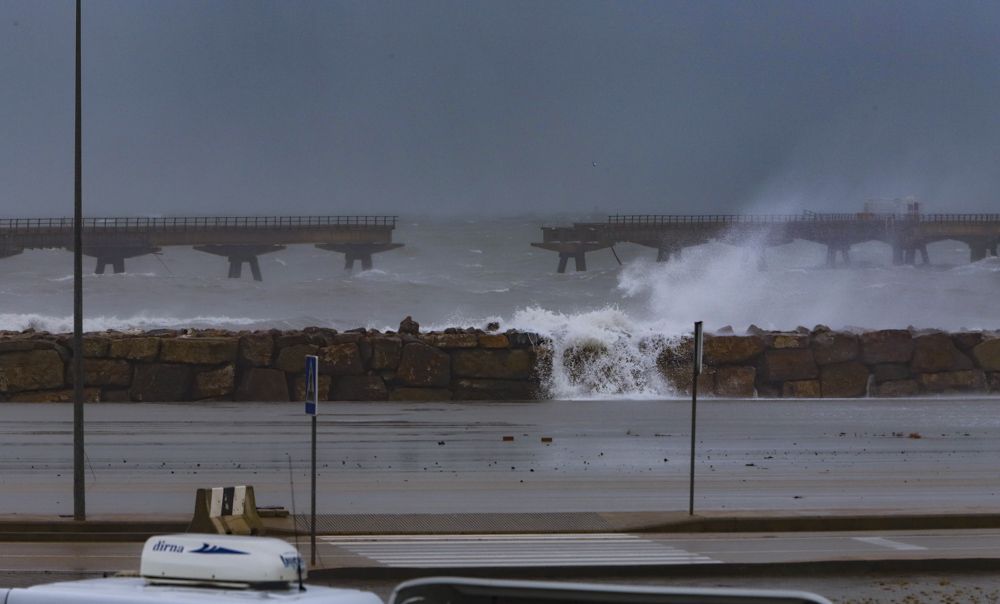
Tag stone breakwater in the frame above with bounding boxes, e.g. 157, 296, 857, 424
0, 326, 999, 402
0, 328, 543, 403
653, 327, 1000, 398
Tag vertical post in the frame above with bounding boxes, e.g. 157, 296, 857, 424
304, 355, 319, 566
689, 321, 703, 516
311, 414, 316, 565
73, 0, 86, 522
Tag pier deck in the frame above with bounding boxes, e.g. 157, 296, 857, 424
532, 213, 1000, 271
0, 215, 403, 280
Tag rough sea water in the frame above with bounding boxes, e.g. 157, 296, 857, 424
1, 215, 998, 398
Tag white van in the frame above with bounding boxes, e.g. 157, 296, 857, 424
0, 534, 830, 604
0, 534, 380, 604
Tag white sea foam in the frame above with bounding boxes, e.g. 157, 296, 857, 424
0, 313, 264, 333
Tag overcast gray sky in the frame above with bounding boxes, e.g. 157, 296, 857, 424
2, 0, 999, 217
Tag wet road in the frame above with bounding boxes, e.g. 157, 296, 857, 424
1, 399, 999, 516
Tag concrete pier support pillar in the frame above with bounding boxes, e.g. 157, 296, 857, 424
971, 245, 988, 262
194, 245, 285, 281
825, 245, 851, 268
86, 246, 159, 275
95, 256, 126, 274
917, 245, 930, 265
344, 252, 374, 271
656, 247, 669, 263
316, 242, 404, 272
892, 245, 905, 265
557, 251, 587, 273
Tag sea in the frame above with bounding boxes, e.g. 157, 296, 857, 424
2, 214, 998, 398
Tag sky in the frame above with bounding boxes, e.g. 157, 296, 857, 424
1, 0, 999, 218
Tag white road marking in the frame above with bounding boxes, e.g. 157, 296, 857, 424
853, 536, 927, 551
322, 533, 718, 567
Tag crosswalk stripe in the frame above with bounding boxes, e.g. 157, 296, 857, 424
853, 536, 927, 551
323, 533, 719, 567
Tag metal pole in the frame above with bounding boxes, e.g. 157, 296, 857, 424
73, 0, 86, 522
688, 369, 697, 516
310, 415, 316, 566
688, 321, 703, 516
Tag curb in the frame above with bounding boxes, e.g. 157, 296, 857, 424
309, 557, 1000, 582
2, 512, 999, 542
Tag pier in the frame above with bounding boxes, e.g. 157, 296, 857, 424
532, 213, 1000, 272
0, 216, 402, 280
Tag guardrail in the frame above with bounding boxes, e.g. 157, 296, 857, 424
608, 213, 1000, 225
0, 215, 398, 232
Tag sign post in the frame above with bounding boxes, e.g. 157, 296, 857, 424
304, 355, 318, 565
689, 321, 703, 516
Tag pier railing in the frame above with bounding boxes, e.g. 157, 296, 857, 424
0, 215, 398, 232
608, 213, 1000, 225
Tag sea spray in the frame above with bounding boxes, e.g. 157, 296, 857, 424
507, 306, 677, 399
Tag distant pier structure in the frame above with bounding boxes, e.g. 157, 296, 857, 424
532, 210, 1000, 272
0, 215, 402, 280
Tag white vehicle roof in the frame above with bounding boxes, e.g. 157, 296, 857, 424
1, 577, 382, 604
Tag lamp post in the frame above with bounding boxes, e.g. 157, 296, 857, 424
73, 0, 86, 521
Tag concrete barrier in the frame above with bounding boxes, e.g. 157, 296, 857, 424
188, 485, 265, 535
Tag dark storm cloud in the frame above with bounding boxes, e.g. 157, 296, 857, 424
2, 0, 999, 217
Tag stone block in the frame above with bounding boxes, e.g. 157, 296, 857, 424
911, 333, 973, 373
333, 375, 388, 401
332, 332, 363, 345
874, 379, 920, 397
703, 336, 766, 365
506, 332, 543, 347
953, 332, 984, 351
372, 337, 402, 370
318, 343, 364, 375
918, 370, 987, 393
452, 349, 534, 380
389, 388, 453, 401
273, 344, 319, 373
872, 363, 911, 384
8, 388, 100, 403
452, 379, 538, 400
860, 330, 913, 364
819, 361, 869, 397
82, 336, 111, 358
661, 363, 713, 395
275, 332, 309, 348
0, 339, 62, 354
0, 350, 65, 393
763, 349, 818, 382
292, 374, 332, 401
109, 337, 160, 361
478, 334, 510, 349
782, 380, 821, 398
990, 372, 1000, 392
194, 364, 236, 399
159, 337, 238, 365
397, 343, 450, 387
130, 363, 193, 402
235, 368, 290, 402
420, 333, 479, 348
238, 333, 274, 367
972, 339, 1000, 371
713, 366, 756, 397
811, 332, 859, 365
72, 358, 132, 387
772, 334, 809, 349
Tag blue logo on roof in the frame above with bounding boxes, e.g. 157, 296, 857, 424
190, 543, 250, 555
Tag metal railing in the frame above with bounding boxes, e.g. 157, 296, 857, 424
608, 213, 1000, 225
0, 215, 398, 232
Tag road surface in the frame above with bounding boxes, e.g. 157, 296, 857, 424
1, 399, 998, 516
